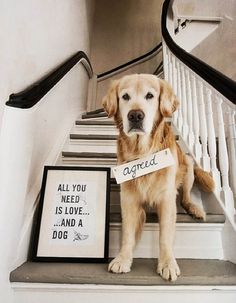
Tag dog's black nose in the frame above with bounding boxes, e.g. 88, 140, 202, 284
128, 110, 145, 123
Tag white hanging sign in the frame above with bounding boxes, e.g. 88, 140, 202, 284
113, 148, 175, 184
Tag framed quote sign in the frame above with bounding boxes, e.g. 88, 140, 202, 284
33, 166, 110, 263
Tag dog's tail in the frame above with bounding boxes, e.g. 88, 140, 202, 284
194, 166, 215, 192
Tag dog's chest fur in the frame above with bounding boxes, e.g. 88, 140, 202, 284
117, 123, 178, 205
121, 168, 176, 206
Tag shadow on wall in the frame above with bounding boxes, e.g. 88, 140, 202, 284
90, 0, 164, 74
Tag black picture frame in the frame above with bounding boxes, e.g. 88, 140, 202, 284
32, 166, 110, 263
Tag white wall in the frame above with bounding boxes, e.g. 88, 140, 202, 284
0, 0, 94, 129
90, 0, 163, 74
173, 0, 236, 81
0, 1, 95, 302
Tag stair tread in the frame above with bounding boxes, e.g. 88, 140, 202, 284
76, 120, 114, 126
62, 151, 117, 159
10, 259, 236, 285
86, 108, 105, 115
70, 134, 117, 140
82, 112, 108, 119
110, 212, 225, 224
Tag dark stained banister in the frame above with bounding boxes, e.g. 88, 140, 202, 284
6, 51, 93, 109
161, 0, 236, 104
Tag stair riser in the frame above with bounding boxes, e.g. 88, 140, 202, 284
109, 223, 224, 259
60, 158, 116, 175
74, 126, 118, 135
66, 140, 117, 153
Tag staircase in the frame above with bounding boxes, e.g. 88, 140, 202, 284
10, 111, 236, 302
2, 0, 235, 302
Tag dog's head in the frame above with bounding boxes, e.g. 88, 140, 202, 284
102, 74, 179, 136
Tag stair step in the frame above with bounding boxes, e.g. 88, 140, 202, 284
10, 259, 236, 285
64, 141, 116, 153
73, 122, 117, 135
62, 151, 117, 159
69, 134, 178, 143
59, 158, 116, 173
70, 134, 117, 140
82, 112, 108, 119
76, 120, 114, 126
86, 108, 105, 115
110, 213, 225, 224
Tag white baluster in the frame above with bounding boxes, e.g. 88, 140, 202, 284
168, 51, 173, 87
171, 56, 177, 94
216, 96, 235, 216
162, 42, 169, 82
227, 107, 236, 204
180, 64, 188, 141
171, 56, 178, 125
185, 69, 195, 152
205, 89, 221, 191
191, 73, 202, 165
197, 81, 211, 171
176, 60, 183, 133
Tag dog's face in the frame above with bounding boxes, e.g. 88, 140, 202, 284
102, 74, 179, 136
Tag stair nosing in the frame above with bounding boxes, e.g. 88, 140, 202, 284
70, 134, 117, 140
82, 113, 108, 119
76, 120, 114, 126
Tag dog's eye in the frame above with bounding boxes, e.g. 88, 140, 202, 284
122, 93, 130, 101
145, 92, 154, 100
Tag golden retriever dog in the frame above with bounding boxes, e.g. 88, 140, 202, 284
102, 74, 214, 281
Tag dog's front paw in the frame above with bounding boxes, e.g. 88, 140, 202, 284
157, 258, 180, 281
108, 256, 132, 274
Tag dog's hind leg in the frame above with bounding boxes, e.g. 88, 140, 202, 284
108, 191, 145, 274
181, 155, 206, 220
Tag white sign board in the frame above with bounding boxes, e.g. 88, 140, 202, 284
33, 166, 110, 262
113, 148, 175, 184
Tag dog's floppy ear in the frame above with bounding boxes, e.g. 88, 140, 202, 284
159, 79, 179, 117
102, 80, 120, 117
